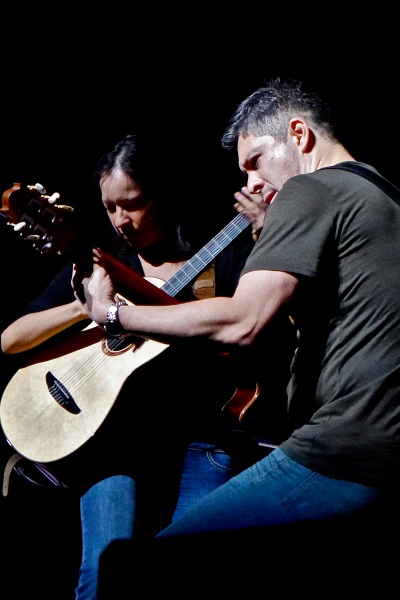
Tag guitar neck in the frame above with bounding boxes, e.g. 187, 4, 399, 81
0, 182, 250, 306
161, 213, 250, 297
99, 251, 180, 306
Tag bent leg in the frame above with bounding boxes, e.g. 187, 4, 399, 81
171, 442, 234, 522
157, 447, 384, 537
74, 475, 135, 600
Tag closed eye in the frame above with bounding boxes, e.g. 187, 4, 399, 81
104, 196, 149, 213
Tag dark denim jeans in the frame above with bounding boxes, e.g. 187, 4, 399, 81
75, 442, 234, 599
156, 448, 383, 538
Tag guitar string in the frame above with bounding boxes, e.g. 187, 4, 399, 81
47, 337, 131, 396
46, 214, 250, 399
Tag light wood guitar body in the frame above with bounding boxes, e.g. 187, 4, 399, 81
0, 182, 257, 465
1, 280, 170, 462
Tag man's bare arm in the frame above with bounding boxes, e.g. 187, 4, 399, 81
82, 267, 298, 347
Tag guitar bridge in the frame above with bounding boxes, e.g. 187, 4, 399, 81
45, 371, 81, 414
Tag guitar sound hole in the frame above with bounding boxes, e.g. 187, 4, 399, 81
101, 335, 144, 356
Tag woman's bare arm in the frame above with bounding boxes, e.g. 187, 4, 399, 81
1, 300, 89, 354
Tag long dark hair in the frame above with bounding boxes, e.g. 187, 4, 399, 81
93, 134, 193, 258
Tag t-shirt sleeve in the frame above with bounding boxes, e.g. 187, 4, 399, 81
14, 263, 76, 319
242, 175, 337, 280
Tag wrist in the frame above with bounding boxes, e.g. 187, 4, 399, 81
72, 299, 90, 319
103, 300, 128, 338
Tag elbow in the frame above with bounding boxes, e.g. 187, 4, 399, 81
1, 332, 18, 355
216, 322, 259, 348
1, 334, 9, 354
235, 330, 259, 348
1, 342, 13, 355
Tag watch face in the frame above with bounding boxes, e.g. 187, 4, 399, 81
107, 305, 118, 322
105, 304, 123, 337
105, 321, 124, 336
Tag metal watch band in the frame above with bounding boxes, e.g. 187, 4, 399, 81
103, 300, 128, 337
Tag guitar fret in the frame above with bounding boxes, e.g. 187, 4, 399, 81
0, 187, 256, 465
161, 213, 249, 297
0, 185, 256, 466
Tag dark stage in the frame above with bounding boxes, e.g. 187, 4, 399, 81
1, 28, 399, 596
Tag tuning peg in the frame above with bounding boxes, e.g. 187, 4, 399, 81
48, 192, 61, 204
13, 222, 27, 232
41, 242, 53, 252
56, 204, 74, 212
46, 192, 74, 212
34, 183, 47, 194
26, 234, 41, 241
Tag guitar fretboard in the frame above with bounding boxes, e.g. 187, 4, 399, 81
160, 213, 250, 297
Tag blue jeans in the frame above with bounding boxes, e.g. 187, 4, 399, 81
95, 447, 396, 599
76, 446, 390, 599
156, 447, 385, 538
171, 442, 233, 522
74, 442, 234, 600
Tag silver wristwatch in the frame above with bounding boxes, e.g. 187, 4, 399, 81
103, 300, 128, 337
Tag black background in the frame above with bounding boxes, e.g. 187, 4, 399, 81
3, 61, 399, 330
0, 12, 398, 598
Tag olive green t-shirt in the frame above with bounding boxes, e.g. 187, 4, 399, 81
242, 162, 400, 488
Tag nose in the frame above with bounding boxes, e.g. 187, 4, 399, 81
247, 174, 264, 196
113, 206, 130, 228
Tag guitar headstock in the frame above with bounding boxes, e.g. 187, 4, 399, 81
1, 182, 78, 256
0, 182, 180, 307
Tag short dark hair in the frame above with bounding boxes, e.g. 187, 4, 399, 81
221, 78, 337, 149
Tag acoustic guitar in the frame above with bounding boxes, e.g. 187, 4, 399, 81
0, 182, 260, 464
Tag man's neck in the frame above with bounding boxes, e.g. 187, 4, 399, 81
315, 141, 356, 172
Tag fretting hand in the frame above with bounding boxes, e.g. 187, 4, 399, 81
80, 265, 117, 327
234, 187, 268, 241
72, 248, 118, 327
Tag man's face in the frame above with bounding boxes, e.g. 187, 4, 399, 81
237, 133, 301, 205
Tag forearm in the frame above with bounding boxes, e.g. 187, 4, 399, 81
117, 296, 243, 346
83, 267, 298, 348
1, 300, 89, 354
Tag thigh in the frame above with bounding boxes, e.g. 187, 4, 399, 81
80, 475, 136, 551
171, 442, 234, 523
156, 448, 384, 537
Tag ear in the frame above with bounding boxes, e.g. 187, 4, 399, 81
288, 117, 315, 153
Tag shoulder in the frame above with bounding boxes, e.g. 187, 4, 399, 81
275, 162, 380, 213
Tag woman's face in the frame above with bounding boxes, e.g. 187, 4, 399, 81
100, 168, 164, 250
